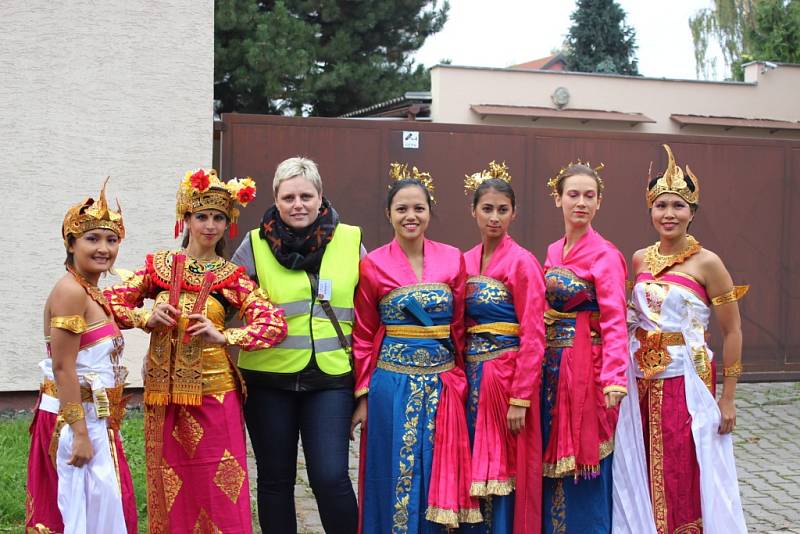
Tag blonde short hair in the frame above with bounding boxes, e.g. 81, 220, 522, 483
273, 157, 323, 197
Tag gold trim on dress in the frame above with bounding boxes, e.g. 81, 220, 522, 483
603, 385, 628, 395
50, 315, 88, 334
377, 360, 454, 375
509, 398, 530, 407
385, 324, 451, 339
465, 345, 519, 363
425, 505, 483, 528
711, 285, 749, 306
542, 439, 614, 478
379, 282, 451, 306
467, 322, 519, 336
469, 478, 515, 497
644, 379, 668, 533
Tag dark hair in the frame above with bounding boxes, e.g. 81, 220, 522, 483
182, 213, 229, 258
472, 179, 516, 210
557, 164, 603, 196
64, 235, 76, 266
647, 175, 699, 213
386, 179, 432, 210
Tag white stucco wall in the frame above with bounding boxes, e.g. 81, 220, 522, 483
431, 63, 800, 139
0, 2, 213, 391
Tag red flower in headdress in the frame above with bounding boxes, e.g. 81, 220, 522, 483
190, 170, 211, 192
237, 186, 256, 204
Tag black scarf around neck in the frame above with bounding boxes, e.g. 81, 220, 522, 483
259, 198, 338, 273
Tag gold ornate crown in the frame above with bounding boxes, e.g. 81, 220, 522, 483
547, 160, 605, 199
389, 162, 436, 204
175, 168, 257, 238
647, 144, 700, 208
62, 177, 125, 247
464, 160, 512, 194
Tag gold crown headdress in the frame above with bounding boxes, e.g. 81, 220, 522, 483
389, 162, 436, 204
646, 144, 700, 208
62, 177, 125, 247
547, 160, 605, 199
464, 160, 512, 194
175, 168, 257, 238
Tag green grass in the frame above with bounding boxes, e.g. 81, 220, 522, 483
0, 408, 147, 533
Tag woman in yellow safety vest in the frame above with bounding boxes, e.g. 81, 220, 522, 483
232, 156, 362, 534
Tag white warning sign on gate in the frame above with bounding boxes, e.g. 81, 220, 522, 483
402, 131, 419, 149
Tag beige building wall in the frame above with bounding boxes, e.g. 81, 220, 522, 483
0, 1, 213, 391
431, 63, 800, 139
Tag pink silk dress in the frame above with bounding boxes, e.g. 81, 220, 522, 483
463, 234, 546, 534
541, 227, 628, 533
105, 251, 287, 534
353, 239, 480, 533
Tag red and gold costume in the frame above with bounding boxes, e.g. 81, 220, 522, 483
105, 169, 286, 533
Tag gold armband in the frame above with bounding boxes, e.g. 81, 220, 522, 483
711, 285, 749, 306
603, 385, 628, 395
131, 308, 152, 331
59, 401, 85, 425
509, 398, 531, 408
50, 315, 88, 334
723, 360, 743, 378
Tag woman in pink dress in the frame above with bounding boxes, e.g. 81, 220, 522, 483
461, 162, 546, 534
350, 164, 480, 533
27, 179, 138, 533
105, 169, 287, 533
540, 163, 628, 533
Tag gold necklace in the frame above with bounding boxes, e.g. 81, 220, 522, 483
67, 265, 112, 315
644, 235, 702, 277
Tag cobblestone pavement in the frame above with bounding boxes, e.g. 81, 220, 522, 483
247, 382, 800, 533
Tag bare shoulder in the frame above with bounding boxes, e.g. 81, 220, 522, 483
631, 248, 647, 273
696, 248, 726, 273
49, 275, 87, 315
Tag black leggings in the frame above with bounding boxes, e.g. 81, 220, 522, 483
244, 386, 358, 534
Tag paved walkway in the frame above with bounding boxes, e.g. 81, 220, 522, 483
248, 382, 800, 533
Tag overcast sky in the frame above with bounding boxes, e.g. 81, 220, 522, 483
414, 0, 723, 80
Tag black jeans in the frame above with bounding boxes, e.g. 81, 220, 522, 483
244, 385, 358, 534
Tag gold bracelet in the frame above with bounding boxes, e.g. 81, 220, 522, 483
711, 285, 749, 306
59, 401, 85, 424
723, 361, 743, 378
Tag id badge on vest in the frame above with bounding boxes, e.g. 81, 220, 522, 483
317, 279, 333, 301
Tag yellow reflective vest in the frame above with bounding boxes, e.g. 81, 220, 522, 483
238, 224, 361, 375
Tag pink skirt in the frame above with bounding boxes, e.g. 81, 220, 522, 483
26, 402, 138, 533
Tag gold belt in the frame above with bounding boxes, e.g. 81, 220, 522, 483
543, 309, 600, 324
385, 324, 451, 339
377, 360, 454, 375
634, 327, 685, 379
465, 345, 519, 363
467, 322, 519, 336
41, 379, 94, 403
41, 379, 126, 426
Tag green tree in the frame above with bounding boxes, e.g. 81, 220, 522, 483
564, 0, 639, 75
690, 0, 800, 80
215, 0, 448, 116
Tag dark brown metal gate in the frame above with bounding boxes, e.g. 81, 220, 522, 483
220, 113, 800, 380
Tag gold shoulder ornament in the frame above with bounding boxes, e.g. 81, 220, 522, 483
711, 285, 749, 306
50, 315, 88, 334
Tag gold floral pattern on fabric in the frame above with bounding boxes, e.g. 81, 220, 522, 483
393, 377, 426, 533
192, 508, 222, 534
424, 378, 438, 445
675, 518, 703, 533
385, 324, 451, 339
470, 478, 515, 497
643, 235, 702, 277
466, 275, 512, 305
162, 464, 183, 513
144, 404, 169, 533
212, 393, 226, 404
550, 479, 567, 534
379, 283, 452, 321
645, 379, 667, 534
377, 360, 454, 375
634, 328, 682, 379
213, 450, 246, 504
545, 267, 595, 306
172, 407, 204, 458
465, 346, 519, 363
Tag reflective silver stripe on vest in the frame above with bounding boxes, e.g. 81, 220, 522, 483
279, 300, 312, 317
272, 335, 352, 352
311, 304, 355, 323
315, 335, 352, 353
